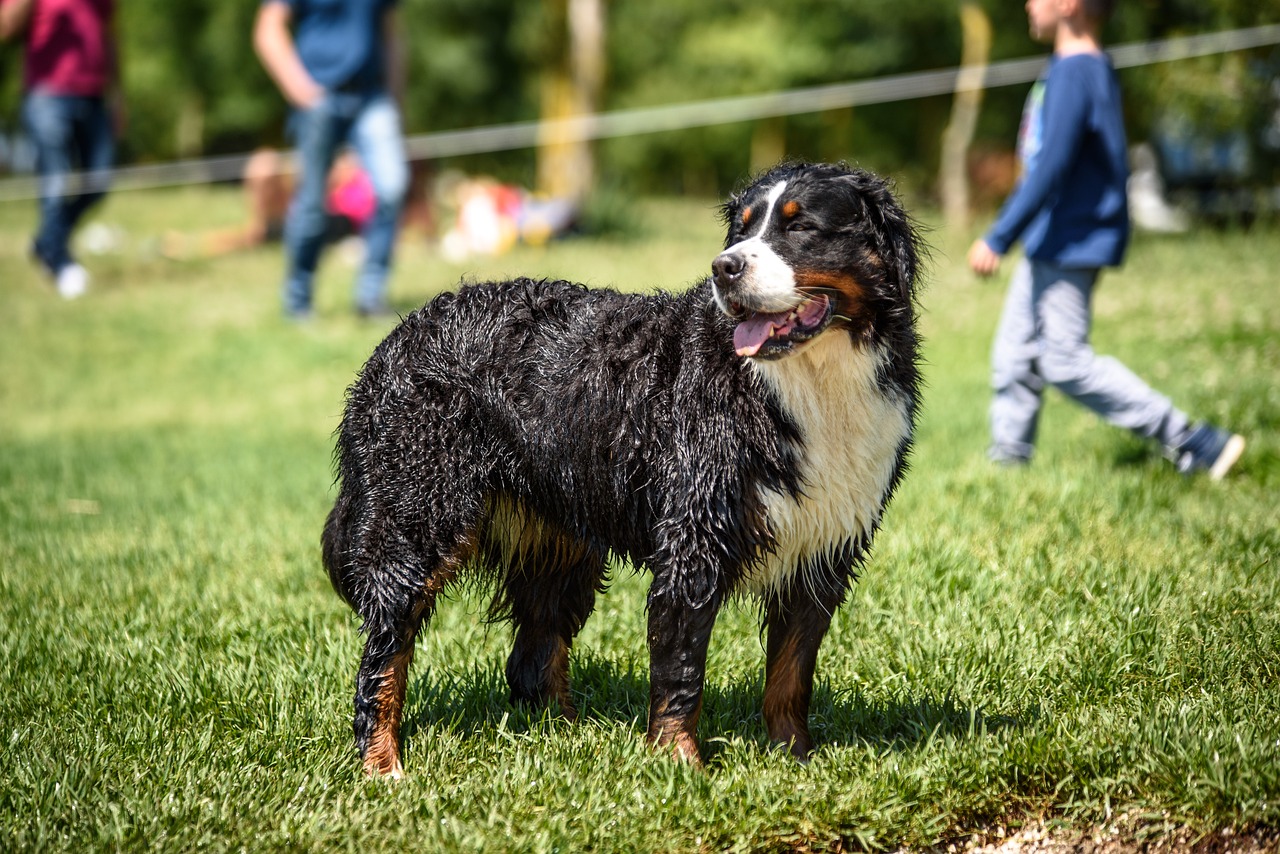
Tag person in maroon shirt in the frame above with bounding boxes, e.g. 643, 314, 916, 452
1, 0, 121, 298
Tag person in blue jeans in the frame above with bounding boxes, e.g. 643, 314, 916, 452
968, 0, 1245, 479
1, 0, 121, 300
254, 0, 408, 319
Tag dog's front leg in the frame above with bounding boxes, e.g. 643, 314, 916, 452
644, 580, 723, 766
762, 571, 850, 760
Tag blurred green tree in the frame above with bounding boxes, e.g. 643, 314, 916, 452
0, 0, 1273, 197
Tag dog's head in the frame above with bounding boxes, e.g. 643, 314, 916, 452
712, 162, 921, 360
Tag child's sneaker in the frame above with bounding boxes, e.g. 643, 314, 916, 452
987, 445, 1030, 467
56, 263, 89, 299
1170, 423, 1245, 480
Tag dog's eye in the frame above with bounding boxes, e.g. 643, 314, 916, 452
787, 220, 814, 233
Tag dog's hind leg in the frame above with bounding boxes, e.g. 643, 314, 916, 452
352, 527, 475, 778
355, 616, 420, 779
499, 549, 604, 720
761, 571, 850, 760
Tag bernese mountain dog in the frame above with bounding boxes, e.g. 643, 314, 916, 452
323, 161, 922, 776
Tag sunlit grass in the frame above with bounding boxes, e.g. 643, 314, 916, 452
1, 187, 1277, 851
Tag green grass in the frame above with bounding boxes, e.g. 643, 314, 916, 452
1, 186, 1277, 852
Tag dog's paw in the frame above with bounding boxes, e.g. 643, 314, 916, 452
362, 734, 406, 780
650, 729, 704, 767
363, 754, 405, 780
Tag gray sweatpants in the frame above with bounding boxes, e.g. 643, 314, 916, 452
989, 257, 1189, 461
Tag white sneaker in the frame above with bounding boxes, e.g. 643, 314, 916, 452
56, 263, 89, 299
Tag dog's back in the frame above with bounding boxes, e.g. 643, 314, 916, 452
322, 277, 797, 601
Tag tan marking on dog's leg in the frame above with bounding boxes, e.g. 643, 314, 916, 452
363, 646, 414, 779
544, 637, 577, 721
647, 699, 704, 766
763, 632, 814, 759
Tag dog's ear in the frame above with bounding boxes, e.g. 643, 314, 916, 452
875, 192, 920, 306
838, 170, 920, 306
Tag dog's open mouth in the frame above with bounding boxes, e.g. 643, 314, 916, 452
730, 294, 834, 359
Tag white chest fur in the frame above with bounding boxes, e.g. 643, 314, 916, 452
742, 333, 911, 597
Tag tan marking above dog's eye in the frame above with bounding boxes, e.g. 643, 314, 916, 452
741, 206, 753, 225
782, 201, 800, 218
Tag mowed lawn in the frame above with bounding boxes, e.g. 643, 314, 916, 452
0, 184, 1277, 852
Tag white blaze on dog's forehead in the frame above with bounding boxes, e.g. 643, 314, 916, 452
724, 180, 789, 254
752, 180, 788, 239
741, 335, 912, 597
716, 180, 795, 311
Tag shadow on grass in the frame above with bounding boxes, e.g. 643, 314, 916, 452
400, 654, 1020, 761
1110, 440, 1165, 470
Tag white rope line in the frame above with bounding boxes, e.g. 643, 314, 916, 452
1, 23, 1277, 202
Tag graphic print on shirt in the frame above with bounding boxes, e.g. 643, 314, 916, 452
1017, 77, 1047, 175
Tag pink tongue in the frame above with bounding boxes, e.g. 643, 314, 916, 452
734, 310, 793, 357
732, 295, 830, 357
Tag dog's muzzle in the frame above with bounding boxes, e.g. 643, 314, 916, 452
712, 249, 749, 317
712, 250, 746, 289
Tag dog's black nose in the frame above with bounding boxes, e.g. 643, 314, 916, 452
712, 251, 746, 286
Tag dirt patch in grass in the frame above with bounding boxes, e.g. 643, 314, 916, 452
951, 817, 1279, 853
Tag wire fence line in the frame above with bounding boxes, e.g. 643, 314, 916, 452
1, 23, 1277, 203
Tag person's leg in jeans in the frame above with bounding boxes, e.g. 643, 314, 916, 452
61, 96, 116, 236
348, 93, 407, 314
1029, 260, 1189, 448
282, 94, 347, 317
989, 257, 1045, 462
23, 93, 79, 275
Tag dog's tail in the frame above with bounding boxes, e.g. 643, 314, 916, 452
321, 489, 359, 609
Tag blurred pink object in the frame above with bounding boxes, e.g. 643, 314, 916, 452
327, 168, 376, 231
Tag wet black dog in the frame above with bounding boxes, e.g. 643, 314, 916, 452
323, 161, 922, 776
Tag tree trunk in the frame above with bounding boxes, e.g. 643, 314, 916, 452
176, 96, 205, 158
536, 0, 605, 203
750, 117, 787, 175
939, 3, 991, 230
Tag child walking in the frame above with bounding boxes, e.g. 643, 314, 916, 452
968, 0, 1244, 478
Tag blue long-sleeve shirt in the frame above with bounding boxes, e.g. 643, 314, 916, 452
985, 52, 1130, 268
265, 0, 397, 92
